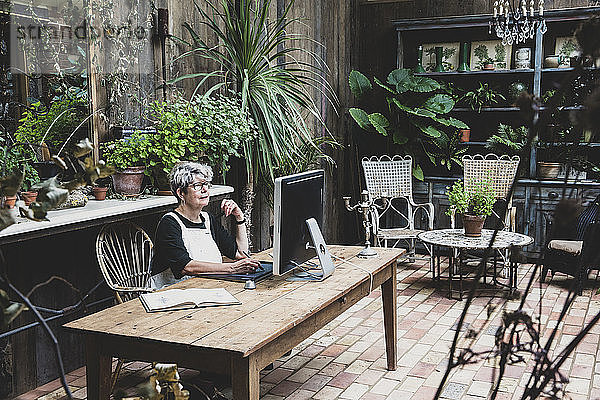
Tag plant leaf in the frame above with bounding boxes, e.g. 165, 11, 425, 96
413, 164, 424, 180
407, 76, 441, 92
349, 70, 372, 99
349, 108, 371, 130
368, 113, 389, 135
424, 94, 455, 114
392, 131, 409, 145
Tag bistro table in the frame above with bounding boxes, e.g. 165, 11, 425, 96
418, 229, 533, 299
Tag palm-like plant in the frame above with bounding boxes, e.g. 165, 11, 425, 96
172, 0, 338, 242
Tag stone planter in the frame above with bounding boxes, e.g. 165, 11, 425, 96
537, 162, 561, 179
92, 186, 108, 201
112, 166, 145, 195
462, 214, 486, 237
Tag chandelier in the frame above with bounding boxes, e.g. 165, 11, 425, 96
490, 0, 547, 45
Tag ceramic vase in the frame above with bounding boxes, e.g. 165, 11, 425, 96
414, 45, 426, 73
434, 47, 444, 72
457, 42, 470, 72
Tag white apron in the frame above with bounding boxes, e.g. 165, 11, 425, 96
151, 211, 223, 289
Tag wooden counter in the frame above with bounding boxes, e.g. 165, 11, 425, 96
0, 185, 233, 245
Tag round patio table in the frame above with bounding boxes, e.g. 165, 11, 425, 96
418, 229, 533, 300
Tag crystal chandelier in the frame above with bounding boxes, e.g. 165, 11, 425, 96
490, 0, 547, 45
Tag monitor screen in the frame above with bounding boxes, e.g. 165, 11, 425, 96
273, 170, 324, 275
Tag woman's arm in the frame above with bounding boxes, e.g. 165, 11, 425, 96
221, 198, 249, 258
182, 257, 260, 275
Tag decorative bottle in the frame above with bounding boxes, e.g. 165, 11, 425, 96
414, 45, 426, 73
434, 46, 444, 72
457, 42, 470, 72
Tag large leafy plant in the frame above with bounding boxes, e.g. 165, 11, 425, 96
349, 68, 469, 178
173, 0, 337, 185
172, 0, 338, 245
144, 94, 258, 183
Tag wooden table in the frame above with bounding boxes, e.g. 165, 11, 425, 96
64, 245, 403, 400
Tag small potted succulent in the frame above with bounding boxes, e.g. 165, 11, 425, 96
446, 179, 496, 237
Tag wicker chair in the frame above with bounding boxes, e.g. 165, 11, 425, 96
96, 221, 154, 390
361, 155, 435, 262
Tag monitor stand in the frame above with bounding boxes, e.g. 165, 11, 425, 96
287, 218, 335, 282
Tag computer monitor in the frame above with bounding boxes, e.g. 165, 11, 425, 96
273, 170, 332, 277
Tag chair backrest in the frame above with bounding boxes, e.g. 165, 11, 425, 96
362, 155, 413, 199
463, 154, 520, 199
96, 222, 153, 303
581, 221, 600, 267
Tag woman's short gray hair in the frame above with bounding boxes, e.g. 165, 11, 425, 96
169, 162, 213, 202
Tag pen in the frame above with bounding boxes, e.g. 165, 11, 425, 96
242, 250, 264, 272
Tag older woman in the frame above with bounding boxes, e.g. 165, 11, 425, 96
150, 162, 260, 288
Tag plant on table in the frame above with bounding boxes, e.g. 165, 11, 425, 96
348, 68, 469, 179
446, 179, 495, 237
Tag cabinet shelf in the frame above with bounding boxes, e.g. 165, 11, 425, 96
415, 69, 534, 77
452, 107, 520, 112
537, 142, 600, 148
459, 141, 487, 146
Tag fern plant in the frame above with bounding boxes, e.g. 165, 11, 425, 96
486, 123, 528, 156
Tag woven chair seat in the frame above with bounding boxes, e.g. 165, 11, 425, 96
548, 240, 583, 255
377, 228, 424, 240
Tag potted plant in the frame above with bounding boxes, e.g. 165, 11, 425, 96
462, 83, 506, 112
100, 133, 147, 195
1, 136, 40, 206
143, 93, 258, 190
446, 179, 496, 237
14, 97, 89, 179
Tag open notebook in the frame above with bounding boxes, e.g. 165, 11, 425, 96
140, 288, 240, 312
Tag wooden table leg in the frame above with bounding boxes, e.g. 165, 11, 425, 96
85, 336, 112, 400
232, 355, 260, 400
381, 259, 397, 371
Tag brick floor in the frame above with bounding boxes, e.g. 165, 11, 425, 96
13, 258, 600, 399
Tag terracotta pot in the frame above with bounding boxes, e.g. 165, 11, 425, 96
483, 63, 495, 70
537, 162, 561, 179
459, 129, 470, 142
112, 166, 145, 195
92, 186, 108, 201
462, 214, 486, 237
157, 190, 172, 196
2, 195, 17, 209
20, 191, 38, 206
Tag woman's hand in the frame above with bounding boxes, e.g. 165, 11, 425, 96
221, 199, 244, 222
227, 258, 262, 274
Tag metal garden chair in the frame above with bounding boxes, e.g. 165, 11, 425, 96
361, 155, 435, 263
451, 154, 520, 269
96, 221, 154, 391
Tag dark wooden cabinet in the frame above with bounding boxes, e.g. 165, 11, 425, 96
393, 7, 600, 258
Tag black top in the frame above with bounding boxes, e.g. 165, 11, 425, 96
151, 211, 238, 278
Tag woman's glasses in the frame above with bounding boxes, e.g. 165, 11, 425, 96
189, 181, 212, 191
